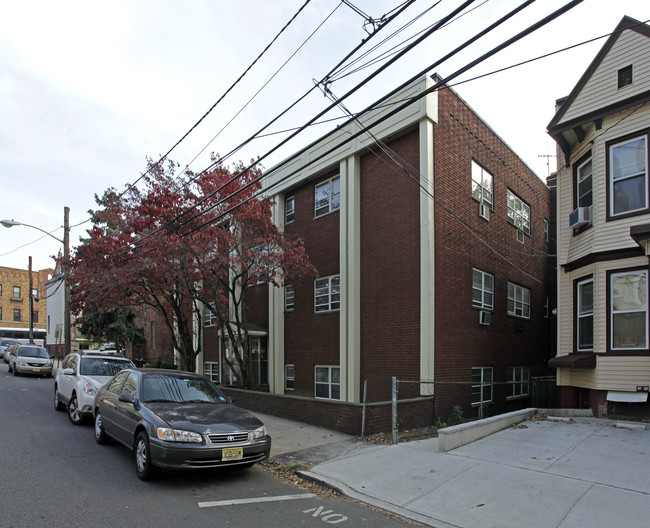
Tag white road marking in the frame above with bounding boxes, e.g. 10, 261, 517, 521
198, 493, 316, 508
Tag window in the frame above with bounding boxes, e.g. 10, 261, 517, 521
32, 311, 38, 324
577, 278, 593, 351
204, 362, 219, 382
506, 190, 530, 235
472, 268, 494, 310
471, 367, 493, 405
315, 365, 340, 400
31, 288, 38, 301
285, 364, 295, 391
285, 195, 295, 224
314, 275, 340, 313
248, 337, 268, 386
609, 133, 648, 217
508, 282, 530, 319
471, 161, 493, 208
315, 176, 340, 218
610, 270, 647, 350
203, 304, 217, 327
0, 284, 2, 296
618, 65, 633, 88
285, 285, 295, 311
13, 286, 21, 299
0, 308, 2, 320
544, 219, 549, 243
576, 156, 593, 208
507, 366, 530, 399
544, 296, 550, 319
13, 309, 20, 322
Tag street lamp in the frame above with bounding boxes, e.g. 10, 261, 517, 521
1, 207, 71, 355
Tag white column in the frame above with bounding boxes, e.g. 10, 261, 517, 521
269, 197, 285, 394
339, 155, 361, 402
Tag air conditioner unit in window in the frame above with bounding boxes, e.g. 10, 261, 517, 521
479, 310, 491, 326
569, 206, 592, 228
479, 203, 490, 221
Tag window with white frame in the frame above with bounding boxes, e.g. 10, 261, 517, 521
13, 286, 20, 299
203, 304, 217, 327
506, 190, 530, 235
285, 285, 295, 311
610, 270, 648, 350
315, 365, 340, 400
314, 275, 340, 313
285, 195, 295, 224
609, 133, 648, 217
576, 156, 593, 209
315, 176, 340, 218
507, 366, 530, 399
544, 219, 549, 243
471, 161, 493, 208
204, 362, 219, 382
471, 367, 493, 405
472, 268, 494, 310
508, 282, 530, 319
577, 278, 593, 351
285, 364, 295, 391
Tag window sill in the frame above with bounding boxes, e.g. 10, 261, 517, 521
313, 208, 340, 220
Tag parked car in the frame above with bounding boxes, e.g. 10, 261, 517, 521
54, 351, 136, 425
1, 339, 21, 363
7, 345, 52, 377
93, 368, 271, 480
4, 343, 20, 366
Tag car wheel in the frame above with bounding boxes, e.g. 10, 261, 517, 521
54, 385, 65, 411
67, 394, 84, 425
94, 413, 109, 445
135, 432, 157, 481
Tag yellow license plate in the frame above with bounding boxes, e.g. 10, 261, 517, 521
222, 447, 243, 461
33, 368, 40, 372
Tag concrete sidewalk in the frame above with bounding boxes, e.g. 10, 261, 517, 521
284, 415, 650, 528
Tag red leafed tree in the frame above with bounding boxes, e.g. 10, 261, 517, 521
68, 157, 317, 381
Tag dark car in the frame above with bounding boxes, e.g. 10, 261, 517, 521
93, 368, 271, 480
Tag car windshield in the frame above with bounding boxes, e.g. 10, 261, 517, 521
17, 347, 49, 358
80, 357, 135, 376
1, 339, 20, 347
142, 374, 228, 404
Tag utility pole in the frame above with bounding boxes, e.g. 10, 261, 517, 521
28, 256, 34, 344
64, 206, 71, 355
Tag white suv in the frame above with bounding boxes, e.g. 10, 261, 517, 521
54, 351, 135, 425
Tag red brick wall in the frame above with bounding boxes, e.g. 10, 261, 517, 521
431, 86, 552, 420
359, 129, 422, 380
284, 169, 341, 397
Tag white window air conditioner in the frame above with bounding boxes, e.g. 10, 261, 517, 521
569, 206, 592, 228
479, 203, 490, 221
479, 310, 491, 326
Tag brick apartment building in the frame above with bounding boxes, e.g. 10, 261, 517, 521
0, 264, 52, 344
200, 74, 553, 431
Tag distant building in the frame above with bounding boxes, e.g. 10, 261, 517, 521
547, 16, 650, 418
0, 264, 52, 344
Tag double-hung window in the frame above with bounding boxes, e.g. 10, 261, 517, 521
507, 366, 530, 399
576, 156, 593, 209
285, 364, 295, 391
203, 304, 217, 327
508, 282, 530, 319
13, 309, 20, 322
315, 176, 340, 218
610, 270, 648, 350
284, 285, 295, 311
471, 367, 493, 405
507, 190, 530, 235
285, 196, 295, 224
472, 268, 494, 310
471, 161, 493, 208
13, 286, 21, 299
576, 278, 593, 351
609, 133, 648, 217
315, 365, 340, 400
314, 275, 340, 313
203, 362, 219, 382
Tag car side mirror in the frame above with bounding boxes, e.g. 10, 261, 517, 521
62, 368, 75, 376
118, 394, 135, 405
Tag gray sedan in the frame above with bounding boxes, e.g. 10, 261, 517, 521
93, 368, 271, 480
8, 345, 52, 377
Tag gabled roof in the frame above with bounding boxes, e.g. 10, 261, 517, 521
547, 16, 650, 164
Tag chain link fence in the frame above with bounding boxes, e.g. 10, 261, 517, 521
361, 375, 559, 444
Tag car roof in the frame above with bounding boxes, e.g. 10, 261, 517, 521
136, 368, 205, 378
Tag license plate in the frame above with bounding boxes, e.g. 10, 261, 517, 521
222, 447, 243, 461
33, 368, 40, 372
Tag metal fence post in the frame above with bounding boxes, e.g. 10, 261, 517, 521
391, 376, 397, 444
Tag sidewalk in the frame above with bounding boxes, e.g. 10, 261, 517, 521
258, 412, 650, 528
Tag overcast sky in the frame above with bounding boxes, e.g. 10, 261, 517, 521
0, 0, 647, 271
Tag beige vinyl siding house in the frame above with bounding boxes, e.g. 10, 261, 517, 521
548, 16, 650, 418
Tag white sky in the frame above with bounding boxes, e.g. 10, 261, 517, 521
0, 0, 647, 271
